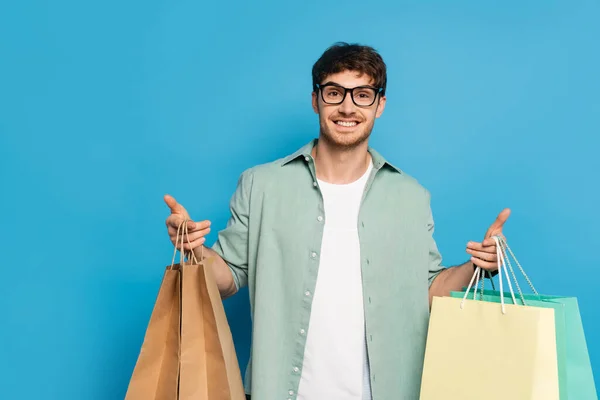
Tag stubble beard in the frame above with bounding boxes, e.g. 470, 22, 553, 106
318, 118, 375, 151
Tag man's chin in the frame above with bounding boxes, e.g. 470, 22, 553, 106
320, 128, 370, 149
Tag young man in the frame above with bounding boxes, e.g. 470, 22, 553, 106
164, 42, 509, 400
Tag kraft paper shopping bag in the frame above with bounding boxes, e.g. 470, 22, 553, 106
178, 247, 246, 399
124, 266, 181, 400
125, 220, 245, 400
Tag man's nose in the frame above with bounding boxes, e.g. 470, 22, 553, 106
338, 91, 356, 114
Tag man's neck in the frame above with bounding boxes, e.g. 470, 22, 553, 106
312, 138, 372, 184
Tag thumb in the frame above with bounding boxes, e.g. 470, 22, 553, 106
495, 208, 511, 224
485, 208, 511, 238
164, 194, 189, 216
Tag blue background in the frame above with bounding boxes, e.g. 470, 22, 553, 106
1, 1, 598, 398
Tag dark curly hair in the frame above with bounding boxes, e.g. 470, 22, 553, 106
312, 42, 387, 95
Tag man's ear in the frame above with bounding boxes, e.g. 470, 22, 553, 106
312, 91, 319, 114
375, 95, 387, 118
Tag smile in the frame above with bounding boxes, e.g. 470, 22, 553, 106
335, 121, 359, 127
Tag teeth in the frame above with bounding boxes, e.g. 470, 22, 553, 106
336, 121, 358, 127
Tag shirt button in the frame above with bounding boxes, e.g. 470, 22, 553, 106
311, 252, 317, 258
313, 181, 317, 187
293, 367, 300, 373
317, 215, 323, 222
305, 290, 311, 297
300, 329, 305, 335
289, 390, 295, 395
304, 156, 309, 162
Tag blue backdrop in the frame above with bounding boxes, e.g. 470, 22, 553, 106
1, 1, 598, 398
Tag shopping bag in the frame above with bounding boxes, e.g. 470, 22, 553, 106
419, 236, 560, 400
123, 260, 181, 399
449, 240, 597, 399
449, 290, 597, 399
178, 235, 246, 399
125, 220, 246, 400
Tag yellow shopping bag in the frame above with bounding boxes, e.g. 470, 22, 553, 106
420, 236, 560, 400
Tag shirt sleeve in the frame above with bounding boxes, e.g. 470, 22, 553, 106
425, 189, 446, 287
211, 168, 253, 290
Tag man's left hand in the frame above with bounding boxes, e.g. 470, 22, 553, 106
466, 208, 511, 271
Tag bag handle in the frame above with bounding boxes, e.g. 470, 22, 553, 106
182, 220, 203, 264
169, 219, 204, 268
461, 235, 535, 314
170, 219, 185, 268
496, 236, 538, 297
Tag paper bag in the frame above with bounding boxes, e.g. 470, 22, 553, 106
420, 235, 561, 400
125, 220, 246, 400
420, 296, 560, 399
124, 266, 181, 399
449, 290, 598, 399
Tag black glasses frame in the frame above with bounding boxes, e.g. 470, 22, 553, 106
315, 83, 383, 107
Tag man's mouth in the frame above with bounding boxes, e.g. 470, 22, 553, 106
334, 120, 359, 127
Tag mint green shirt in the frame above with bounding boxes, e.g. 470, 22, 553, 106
212, 139, 446, 400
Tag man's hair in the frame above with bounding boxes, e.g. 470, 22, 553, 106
312, 42, 387, 95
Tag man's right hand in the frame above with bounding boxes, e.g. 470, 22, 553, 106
164, 194, 211, 251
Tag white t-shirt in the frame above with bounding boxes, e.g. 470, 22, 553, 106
297, 161, 373, 400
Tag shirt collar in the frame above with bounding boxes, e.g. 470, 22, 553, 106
281, 138, 403, 174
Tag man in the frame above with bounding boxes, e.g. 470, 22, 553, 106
164, 42, 509, 400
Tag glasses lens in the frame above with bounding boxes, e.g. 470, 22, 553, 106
352, 88, 377, 106
321, 86, 345, 104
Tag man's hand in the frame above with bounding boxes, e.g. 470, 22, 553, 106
164, 194, 211, 251
429, 208, 512, 306
466, 208, 511, 272
163, 195, 237, 297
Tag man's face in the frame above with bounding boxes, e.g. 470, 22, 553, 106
312, 70, 386, 149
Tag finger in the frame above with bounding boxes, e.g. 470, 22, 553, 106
466, 241, 496, 252
466, 249, 497, 262
182, 237, 206, 250
471, 257, 498, 271
168, 228, 188, 241
166, 214, 198, 229
184, 228, 211, 242
495, 208, 511, 225
482, 235, 504, 247
164, 194, 190, 216
170, 234, 203, 247
485, 208, 511, 237
163, 194, 180, 211
187, 220, 211, 231
166, 214, 186, 229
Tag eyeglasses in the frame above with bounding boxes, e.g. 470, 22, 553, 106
316, 83, 383, 107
